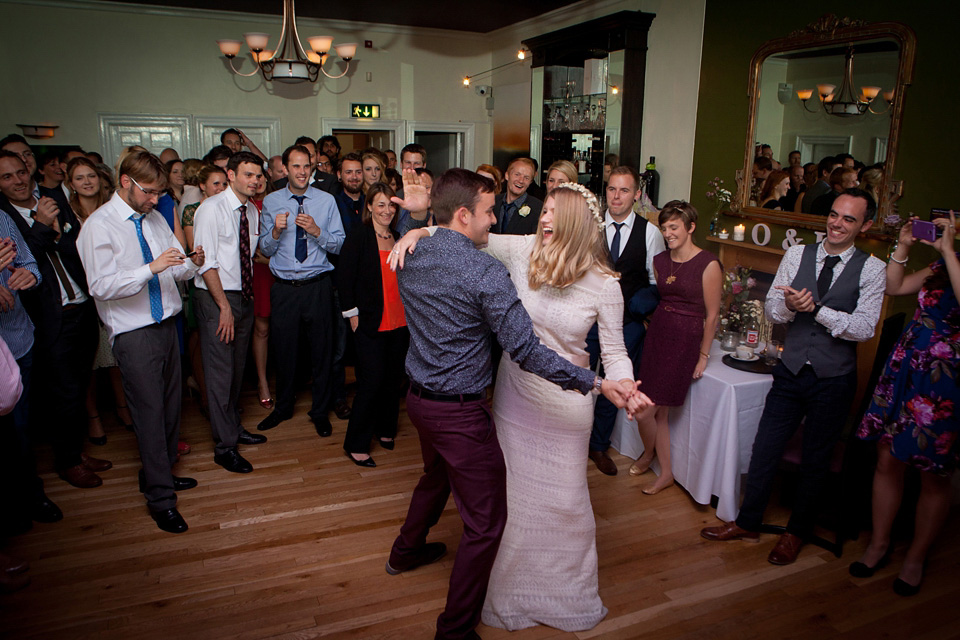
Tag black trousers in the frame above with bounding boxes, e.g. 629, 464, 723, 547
735, 362, 857, 538
343, 326, 409, 453
30, 300, 98, 470
113, 318, 182, 512
270, 275, 334, 423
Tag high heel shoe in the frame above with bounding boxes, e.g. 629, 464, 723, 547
378, 438, 395, 450
345, 451, 376, 468
88, 415, 107, 446
259, 397, 274, 409
849, 546, 892, 578
892, 561, 925, 596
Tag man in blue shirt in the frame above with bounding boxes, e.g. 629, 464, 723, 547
257, 145, 345, 436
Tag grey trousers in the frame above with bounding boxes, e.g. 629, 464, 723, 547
113, 318, 181, 512
195, 288, 254, 455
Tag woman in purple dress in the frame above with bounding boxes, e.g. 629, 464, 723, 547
851, 212, 959, 596
631, 201, 722, 494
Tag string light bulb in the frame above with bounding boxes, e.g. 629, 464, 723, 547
611, 85, 620, 95
463, 76, 470, 86
517, 49, 526, 60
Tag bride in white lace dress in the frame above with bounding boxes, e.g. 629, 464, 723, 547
478, 183, 635, 632
393, 181, 639, 632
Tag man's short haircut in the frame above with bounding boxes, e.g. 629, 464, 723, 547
118, 150, 167, 189
760, 144, 772, 151
0, 150, 24, 165
384, 148, 395, 157
835, 152, 854, 163
506, 156, 535, 174
227, 151, 263, 173
838, 187, 877, 222
338, 152, 362, 170
0, 134, 28, 149
58, 146, 84, 163
220, 128, 242, 143
803, 162, 816, 172
818, 155, 838, 177
829, 167, 858, 188
431, 168, 494, 225
753, 156, 773, 172
282, 144, 312, 166
414, 167, 434, 180
790, 150, 801, 156
317, 135, 341, 153
400, 143, 427, 165
204, 144, 233, 165
86, 151, 104, 164
607, 165, 639, 191
294, 135, 316, 150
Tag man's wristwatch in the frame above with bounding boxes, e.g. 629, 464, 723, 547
592, 375, 604, 395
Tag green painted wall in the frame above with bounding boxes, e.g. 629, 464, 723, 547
689, 1, 958, 281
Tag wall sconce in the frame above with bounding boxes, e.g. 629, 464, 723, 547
16, 124, 59, 139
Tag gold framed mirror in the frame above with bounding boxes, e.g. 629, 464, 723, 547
730, 16, 916, 237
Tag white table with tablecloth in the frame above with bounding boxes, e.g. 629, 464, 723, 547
611, 340, 774, 522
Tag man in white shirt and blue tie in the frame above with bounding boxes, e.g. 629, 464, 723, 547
78, 150, 204, 534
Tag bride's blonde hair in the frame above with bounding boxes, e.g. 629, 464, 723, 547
528, 185, 617, 290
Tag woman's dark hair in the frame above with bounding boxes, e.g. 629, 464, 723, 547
658, 200, 698, 230
362, 183, 397, 227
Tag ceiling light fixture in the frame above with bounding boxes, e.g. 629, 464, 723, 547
216, 0, 357, 84
796, 45, 892, 116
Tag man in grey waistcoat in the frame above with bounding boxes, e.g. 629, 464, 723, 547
700, 189, 885, 565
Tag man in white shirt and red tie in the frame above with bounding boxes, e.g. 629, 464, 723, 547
77, 150, 204, 533
192, 151, 267, 475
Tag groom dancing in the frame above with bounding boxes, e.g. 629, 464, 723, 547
385, 168, 642, 640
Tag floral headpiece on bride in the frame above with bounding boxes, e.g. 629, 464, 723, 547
553, 182, 604, 232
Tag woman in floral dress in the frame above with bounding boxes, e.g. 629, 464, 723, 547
852, 212, 959, 596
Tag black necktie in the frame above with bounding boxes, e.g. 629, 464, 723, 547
238, 205, 253, 301
292, 195, 307, 263
817, 255, 841, 300
610, 222, 625, 263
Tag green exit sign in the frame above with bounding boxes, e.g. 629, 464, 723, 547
351, 103, 380, 118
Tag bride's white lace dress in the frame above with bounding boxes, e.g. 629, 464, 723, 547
481, 235, 632, 632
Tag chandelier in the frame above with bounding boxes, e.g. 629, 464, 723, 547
796, 46, 893, 117
216, 0, 357, 84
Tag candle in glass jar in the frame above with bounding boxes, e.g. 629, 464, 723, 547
733, 224, 746, 241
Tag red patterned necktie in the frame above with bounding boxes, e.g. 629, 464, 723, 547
238, 204, 253, 301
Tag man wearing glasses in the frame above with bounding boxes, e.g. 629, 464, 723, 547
78, 150, 204, 534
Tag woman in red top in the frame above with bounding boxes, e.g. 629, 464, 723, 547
336, 183, 409, 467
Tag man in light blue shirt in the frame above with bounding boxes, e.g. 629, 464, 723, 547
257, 144, 345, 436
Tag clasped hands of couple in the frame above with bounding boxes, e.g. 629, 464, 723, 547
385, 169, 654, 419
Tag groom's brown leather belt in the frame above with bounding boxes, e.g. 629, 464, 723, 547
409, 383, 484, 403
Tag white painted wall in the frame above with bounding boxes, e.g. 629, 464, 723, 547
0, 0, 494, 164
487, 0, 706, 202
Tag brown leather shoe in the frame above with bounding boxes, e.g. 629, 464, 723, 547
80, 452, 112, 473
588, 450, 618, 476
700, 521, 760, 542
58, 464, 102, 488
768, 533, 804, 565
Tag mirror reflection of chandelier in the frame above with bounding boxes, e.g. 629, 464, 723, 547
216, 0, 357, 84
796, 46, 893, 117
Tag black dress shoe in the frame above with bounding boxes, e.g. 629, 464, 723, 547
893, 576, 922, 597
139, 470, 199, 492
334, 399, 352, 420
214, 449, 253, 473
238, 429, 267, 445
386, 542, 447, 575
345, 451, 376, 467
314, 419, 333, 438
150, 508, 188, 534
849, 548, 892, 578
31, 496, 63, 523
378, 438, 395, 450
257, 411, 289, 431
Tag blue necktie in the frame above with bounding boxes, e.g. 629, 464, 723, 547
292, 195, 307, 263
609, 222, 625, 263
130, 215, 163, 322
502, 201, 514, 231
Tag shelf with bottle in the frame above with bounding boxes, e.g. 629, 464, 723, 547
543, 93, 607, 133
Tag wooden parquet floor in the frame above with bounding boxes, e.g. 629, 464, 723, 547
3, 381, 959, 640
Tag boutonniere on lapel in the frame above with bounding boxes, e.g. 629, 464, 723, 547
518, 205, 531, 218
63, 222, 73, 235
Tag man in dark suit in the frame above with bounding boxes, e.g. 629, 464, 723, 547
800, 156, 840, 214
0, 151, 108, 489
586, 165, 664, 475
492, 157, 543, 236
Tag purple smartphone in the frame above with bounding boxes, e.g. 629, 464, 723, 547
912, 220, 938, 242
